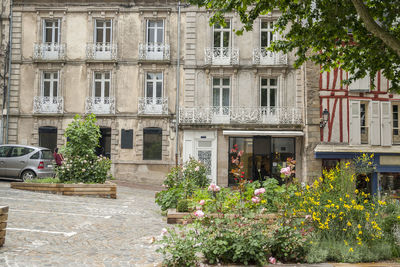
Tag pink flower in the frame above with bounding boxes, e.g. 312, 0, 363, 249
305, 214, 311, 220
199, 200, 205, 205
161, 228, 168, 236
194, 210, 204, 218
208, 183, 221, 192
237, 150, 244, 157
280, 166, 291, 176
252, 196, 260, 203
195, 166, 200, 171
269, 257, 277, 264
254, 188, 266, 196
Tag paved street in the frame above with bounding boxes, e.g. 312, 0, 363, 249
0, 180, 167, 267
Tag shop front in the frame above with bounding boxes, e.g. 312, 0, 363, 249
315, 145, 400, 198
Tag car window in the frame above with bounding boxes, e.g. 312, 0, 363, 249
40, 150, 53, 160
0, 146, 12, 157
9, 147, 35, 157
30, 151, 40, 159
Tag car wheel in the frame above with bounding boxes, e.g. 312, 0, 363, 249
21, 170, 36, 181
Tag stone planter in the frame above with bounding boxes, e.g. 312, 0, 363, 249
167, 209, 278, 224
10, 182, 117, 199
0, 206, 8, 247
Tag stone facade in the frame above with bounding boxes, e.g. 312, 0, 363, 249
5, 0, 311, 185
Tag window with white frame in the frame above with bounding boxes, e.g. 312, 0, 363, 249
260, 78, 278, 108
145, 72, 163, 99
93, 72, 111, 99
393, 103, 400, 144
95, 19, 112, 45
212, 77, 230, 113
41, 71, 59, 98
260, 21, 275, 48
146, 20, 164, 44
213, 20, 231, 48
43, 19, 60, 44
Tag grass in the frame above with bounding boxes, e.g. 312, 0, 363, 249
26, 177, 106, 184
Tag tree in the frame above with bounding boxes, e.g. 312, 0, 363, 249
188, 0, 400, 91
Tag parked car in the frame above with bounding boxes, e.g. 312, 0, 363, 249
0, 145, 55, 181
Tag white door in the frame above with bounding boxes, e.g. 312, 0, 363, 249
183, 131, 217, 184
145, 72, 163, 114
94, 20, 112, 59
381, 102, 392, 146
42, 71, 59, 113
349, 101, 361, 145
370, 101, 380, 145
43, 19, 60, 59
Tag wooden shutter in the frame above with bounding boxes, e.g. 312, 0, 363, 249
369, 101, 380, 145
349, 101, 361, 145
121, 129, 133, 149
381, 102, 392, 146
183, 131, 194, 162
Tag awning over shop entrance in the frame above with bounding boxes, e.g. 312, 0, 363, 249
222, 130, 304, 137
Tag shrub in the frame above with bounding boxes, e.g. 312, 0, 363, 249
56, 114, 112, 183
177, 199, 189, 212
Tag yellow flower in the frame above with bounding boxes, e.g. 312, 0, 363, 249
357, 224, 361, 229
355, 189, 359, 194
344, 240, 348, 245
358, 230, 363, 235
347, 221, 352, 227
397, 216, 400, 220
349, 247, 354, 252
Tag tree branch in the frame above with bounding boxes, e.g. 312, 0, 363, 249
350, 0, 400, 57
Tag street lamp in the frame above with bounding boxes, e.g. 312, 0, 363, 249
320, 108, 329, 128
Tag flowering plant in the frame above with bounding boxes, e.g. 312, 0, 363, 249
56, 114, 111, 183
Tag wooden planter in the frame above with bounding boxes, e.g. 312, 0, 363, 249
10, 182, 117, 199
167, 209, 279, 224
0, 206, 8, 247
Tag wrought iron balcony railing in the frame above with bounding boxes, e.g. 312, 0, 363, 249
85, 97, 115, 114
179, 106, 303, 125
139, 43, 170, 61
138, 97, 168, 115
205, 47, 239, 65
86, 43, 118, 60
253, 48, 288, 65
33, 96, 64, 114
33, 43, 66, 61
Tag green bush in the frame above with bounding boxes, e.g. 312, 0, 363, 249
56, 114, 112, 183
177, 199, 189, 212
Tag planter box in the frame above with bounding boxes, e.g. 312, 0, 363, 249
0, 206, 8, 247
10, 182, 117, 199
167, 209, 278, 224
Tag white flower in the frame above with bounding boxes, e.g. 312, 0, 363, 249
161, 228, 168, 236
195, 166, 200, 172
82, 168, 86, 172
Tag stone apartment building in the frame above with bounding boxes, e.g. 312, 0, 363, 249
4, 0, 310, 186
0, 0, 10, 142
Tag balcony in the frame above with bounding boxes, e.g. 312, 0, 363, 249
205, 47, 239, 65
85, 97, 115, 114
179, 106, 303, 125
139, 43, 170, 61
138, 97, 168, 115
253, 48, 287, 65
33, 96, 63, 114
86, 43, 118, 61
33, 43, 66, 61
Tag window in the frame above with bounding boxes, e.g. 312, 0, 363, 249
260, 21, 275, 48
93, 72, 111, 98
0, 146, 11, 157
212, 77, 230, 113
393, 104, 400, 143
10, 147, 34, 157
42, 72, 59, 98
143, 128, 162, 160
43, 19, 60, 44
360, 102, 368, 144
260, 78, 278, 108
95, 19, 112, 45
145, 73, 163, 99
147, 20, 164, 44
213, 21, 230, 48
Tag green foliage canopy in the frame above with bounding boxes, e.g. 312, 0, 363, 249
188, 0, 400, 91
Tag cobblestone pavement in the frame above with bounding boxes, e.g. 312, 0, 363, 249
0, 180, 167, 267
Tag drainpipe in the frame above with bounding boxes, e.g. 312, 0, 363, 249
175, 1, 182, 166
5, 0, 13, 144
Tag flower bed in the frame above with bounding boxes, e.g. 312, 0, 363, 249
155, 154, 400, 266
10, 181, 116, 199
0, 206, 8, 247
